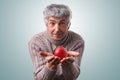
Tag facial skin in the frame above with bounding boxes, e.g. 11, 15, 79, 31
47, 16, 70, 41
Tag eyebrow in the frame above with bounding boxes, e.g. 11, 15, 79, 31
49, 20, 55, 22
60, 20, 65, 22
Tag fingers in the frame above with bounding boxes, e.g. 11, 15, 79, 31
46, 56, 60, 70
39, 51, 60, 66
60, 56, 74, 66
39, 51, 79, 68
39, 51, 80, 57
50, 56, 60, 65
67, 51, 80, 57
46, 56, 60, 64
39, 51, 53, 57
46, 55, 54, 63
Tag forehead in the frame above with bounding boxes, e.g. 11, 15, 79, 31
48, 16, 67, 22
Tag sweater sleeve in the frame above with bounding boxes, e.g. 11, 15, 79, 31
28, 37, 56, 80
62, 39, 84, 80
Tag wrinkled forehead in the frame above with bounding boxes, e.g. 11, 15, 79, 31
48, 16, 67, 22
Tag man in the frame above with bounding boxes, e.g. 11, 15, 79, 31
28, 4, 84, 80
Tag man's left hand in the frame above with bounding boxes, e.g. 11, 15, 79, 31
60, 51, 80, 67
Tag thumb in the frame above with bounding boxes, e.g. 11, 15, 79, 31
39, 51, 53, 57
67, 51, 80, 57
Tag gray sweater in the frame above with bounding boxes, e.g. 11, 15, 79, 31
28, 31, 84, 80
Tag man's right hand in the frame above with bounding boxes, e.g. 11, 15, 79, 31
39, 51, 60, 70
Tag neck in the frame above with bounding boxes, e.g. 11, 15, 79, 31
47, 31, 68, 46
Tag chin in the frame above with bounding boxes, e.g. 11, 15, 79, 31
52, 35, 63, 41
53, 37, 63, 41
54, 38, 62, 41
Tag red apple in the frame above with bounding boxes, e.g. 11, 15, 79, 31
54, 46, 67, 60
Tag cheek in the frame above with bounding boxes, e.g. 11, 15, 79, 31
62, 26, 69, 32
47, 26, 53, 33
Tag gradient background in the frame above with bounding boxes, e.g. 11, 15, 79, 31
0, 0, 120, 80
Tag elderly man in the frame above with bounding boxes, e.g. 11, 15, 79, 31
28, 4, 84, 80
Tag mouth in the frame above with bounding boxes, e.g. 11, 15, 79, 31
53, 33, 63, 38
54, 34, 62, 37
53, 32, 63, 35
52, 33, 66, 40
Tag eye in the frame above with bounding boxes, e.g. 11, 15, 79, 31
50, 22, 55, 25
49, 22, 55, 26
59, 22, 65, 25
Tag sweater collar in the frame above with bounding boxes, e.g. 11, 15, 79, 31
46, 31, 69, 46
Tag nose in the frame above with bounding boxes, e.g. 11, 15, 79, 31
54, 24, 60, 32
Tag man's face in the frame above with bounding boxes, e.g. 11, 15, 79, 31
47, 16, 69, 41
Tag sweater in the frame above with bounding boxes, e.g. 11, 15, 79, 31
28, 30, 84, 80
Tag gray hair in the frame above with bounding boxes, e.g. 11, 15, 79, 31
43, 4, 72, 25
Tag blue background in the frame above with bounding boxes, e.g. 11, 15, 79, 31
0, 0, 120, 80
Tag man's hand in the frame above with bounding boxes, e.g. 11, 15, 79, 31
67, 51, 80, 57
39, 51, 60, 70
60, 51, 80, 67
39, 51, 80, 68
60, 56, 74, 67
